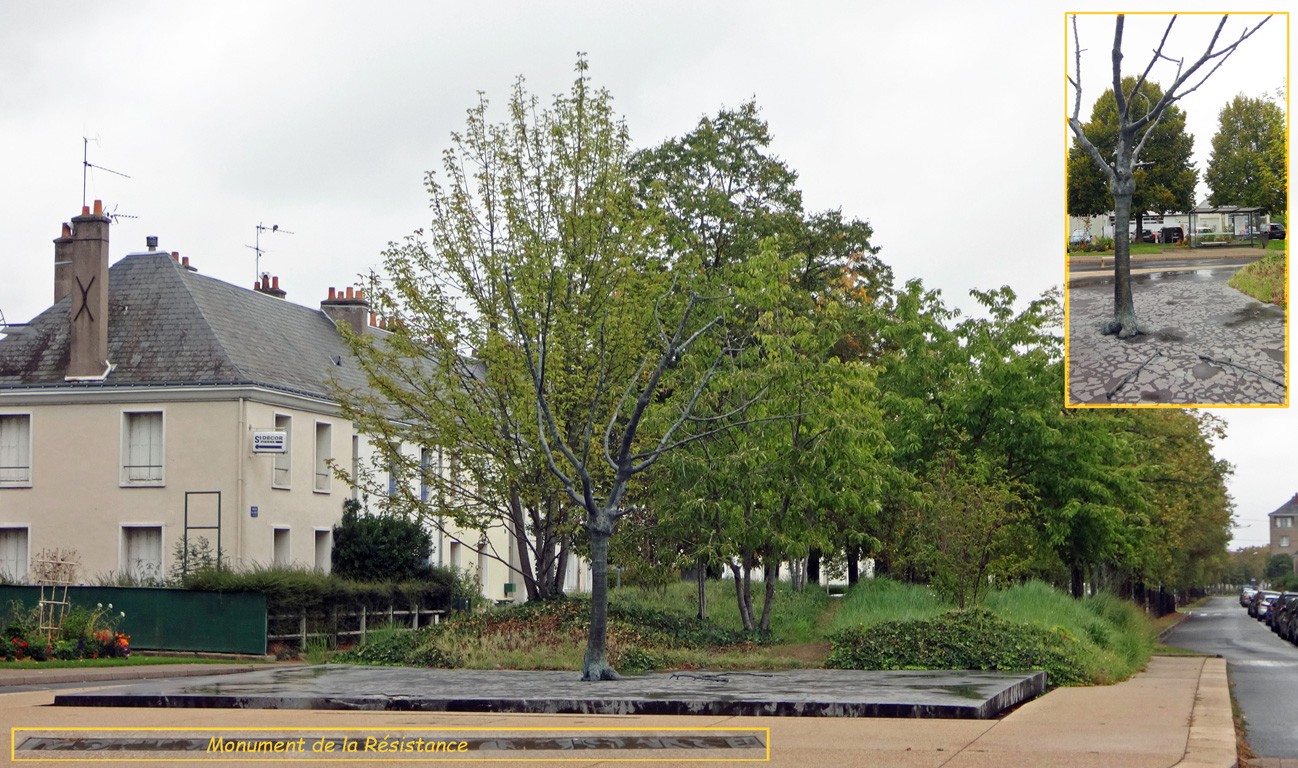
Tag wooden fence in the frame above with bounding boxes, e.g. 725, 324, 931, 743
267, 605, 448, 650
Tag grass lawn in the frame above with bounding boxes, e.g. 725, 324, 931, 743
1229, 250, 1286, 307
335, 577, 1161, 687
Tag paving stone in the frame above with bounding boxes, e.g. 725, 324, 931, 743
1068, 266, 1285, 405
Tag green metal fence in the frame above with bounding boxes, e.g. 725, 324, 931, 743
0, 586, 267, 656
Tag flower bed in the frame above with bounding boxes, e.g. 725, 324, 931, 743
3, 601, 131, 662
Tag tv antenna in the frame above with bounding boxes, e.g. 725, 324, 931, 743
82, 136, 130, 209
245, 222, 293, 280
107, 203, 138, 225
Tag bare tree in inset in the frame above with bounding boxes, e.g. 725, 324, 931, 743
1068, 13, 1270, 338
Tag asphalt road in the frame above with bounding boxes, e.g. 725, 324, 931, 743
1163, 595, 1298, 758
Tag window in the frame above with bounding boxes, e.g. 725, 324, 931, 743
122, 411, 164, 485
1277, 517, 1294, 529
0, 414, 31, 487
314, 422, 332, 492
273, 528, 290, 567
449, 541, 462, 570
387, 457, 398, 497
350, 436, 359, 500
0, 528, 29, 582
1282, 536, 1291, 549
272, 414, 291, 488
123, 526, 162, 583
420, 447, 431, 503
314, 530, 331, 573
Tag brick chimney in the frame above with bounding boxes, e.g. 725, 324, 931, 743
65, 200, 112, 380
53, 222, 74, 303
320, 286, 369, 336
254, 273, 287, 299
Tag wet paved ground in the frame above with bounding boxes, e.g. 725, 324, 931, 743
1067, 265, 1286, 405
51, 664, 1047, 719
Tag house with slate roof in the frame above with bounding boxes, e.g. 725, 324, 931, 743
0, 201, 540, 600
1269, 493, 1298, 558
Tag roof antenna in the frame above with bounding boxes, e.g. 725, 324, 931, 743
245, 222, 294, 281
82, 136, 130, 209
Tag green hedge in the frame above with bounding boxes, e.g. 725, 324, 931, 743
826, 607, 1089, 686
180, 565, 457, 617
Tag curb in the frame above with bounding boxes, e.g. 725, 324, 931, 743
1175, 657, 1237, 768
0, 663, 262, 689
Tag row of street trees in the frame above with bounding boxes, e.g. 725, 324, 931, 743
339, 57, 1235, 681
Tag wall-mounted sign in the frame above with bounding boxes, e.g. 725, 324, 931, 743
252, 431, 287, 453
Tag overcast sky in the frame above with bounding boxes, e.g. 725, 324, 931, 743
0, 2, 1290, 549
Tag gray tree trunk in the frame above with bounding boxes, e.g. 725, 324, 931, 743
582, 519, 619, 680
1104, 162, 1142, 338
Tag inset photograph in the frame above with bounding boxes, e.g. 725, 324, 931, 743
1064, 12, 1288, 406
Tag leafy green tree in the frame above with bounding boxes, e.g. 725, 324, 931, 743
1265, 553, 1294, 580
627, 102, 892, 628
331, 499, 433, 581
1068, 13, 1271, 338
1068, 78, 1197, 239
1205, 93, 1287, 215
914, 453, 1029, 609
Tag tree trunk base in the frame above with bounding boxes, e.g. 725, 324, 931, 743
1101, 316, 1143, 338
582, 660, 622, 681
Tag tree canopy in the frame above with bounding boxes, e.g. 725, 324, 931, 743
1205, 93, 1287, 215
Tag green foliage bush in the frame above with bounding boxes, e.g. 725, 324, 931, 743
179, 563, 457, 618
332, 498, 434, 582
826, 607, 1090, 686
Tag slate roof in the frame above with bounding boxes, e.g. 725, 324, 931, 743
1269, 495, 1298, 518
0, 252, 373, 399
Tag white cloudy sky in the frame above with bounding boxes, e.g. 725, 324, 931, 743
0, 2, 1290, 549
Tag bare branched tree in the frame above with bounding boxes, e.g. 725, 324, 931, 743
1068, 13, 1270, 338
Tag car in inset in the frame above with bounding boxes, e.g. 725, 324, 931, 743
1241, 585, 1259, 607
1249, 590, 1280, 618
1161, 226, 1184, 243
1269, 223, 1286, 240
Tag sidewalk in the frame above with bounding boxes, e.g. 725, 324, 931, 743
0, 655, 1234, 767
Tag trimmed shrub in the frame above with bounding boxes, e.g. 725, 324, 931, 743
332, 498, 434, 582
826, 607, 1089, 686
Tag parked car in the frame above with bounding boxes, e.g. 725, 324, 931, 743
1267, 593, 1298, 631
1279, 601, 1298, 643
1249, 590, 1280, 618
1070, 229, 1091, 246
1269, 223, 1286, 240
1161, 226, 1184, 244
1241, 585, 1259, 607
1256, 592, 1281, 621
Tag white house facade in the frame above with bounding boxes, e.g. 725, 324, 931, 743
0, 201, 553, 601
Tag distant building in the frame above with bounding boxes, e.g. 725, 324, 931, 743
1268, 493, 1298, 557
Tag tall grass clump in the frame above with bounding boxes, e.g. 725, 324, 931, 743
983, 580, 1155, 683
1229, 250, 1286, 307
827, 577, 951, 634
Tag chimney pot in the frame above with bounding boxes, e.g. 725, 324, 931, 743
369, 311, 377, 327
182, 256, 190, 267
171, 252, 180, 262
254, 280, 262, 290
356, 289, 364, 300
82, 206, 90, 216
92, 200, 103, 216
272, 276, 280, 289
328, 287, 337, 300
61, 223, 72, 238
345, 287, 355, 300
146, 235, 158, 251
